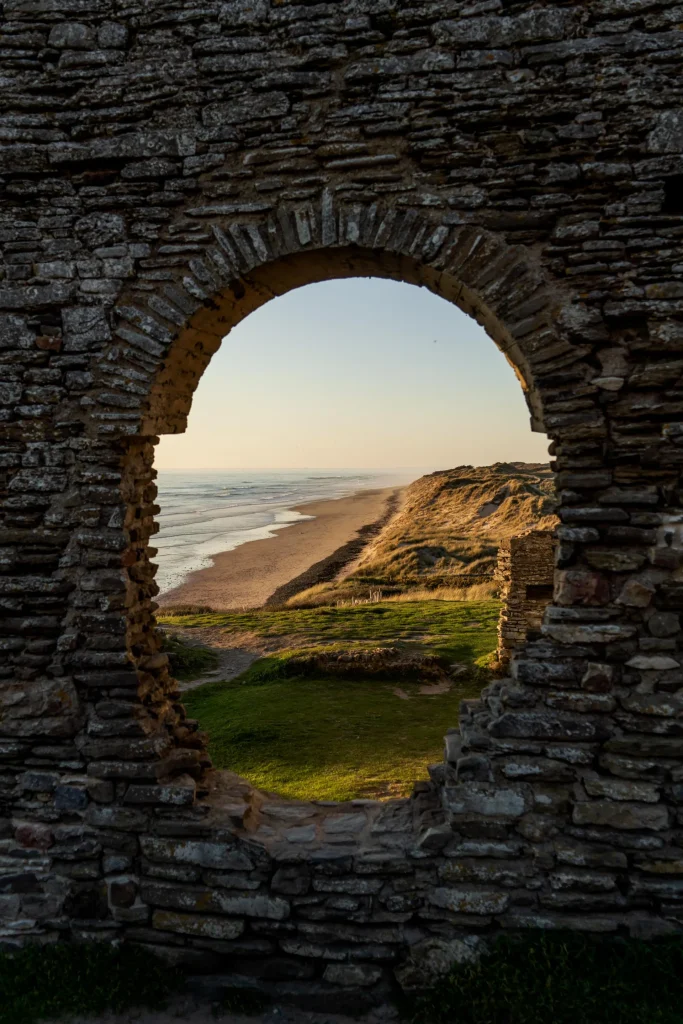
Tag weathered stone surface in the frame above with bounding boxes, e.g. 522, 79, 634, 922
554, 841, 627, 871
141, 837, 253, 871
2, 0, 683, 989
429, 888, 509, 915
152, 910, 244, 940
584, 779, 660, 803
573, 802, 670, 832
395, 937, 482, 992
648, 613, 680, 638
323, 964, 382, 988
444, 783, 528, 819
141, 882, 290, 921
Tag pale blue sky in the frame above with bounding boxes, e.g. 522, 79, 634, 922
155, 278, 550, 471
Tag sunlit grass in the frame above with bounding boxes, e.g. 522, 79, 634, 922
184, 668, 484, 801
160, 598, 500, 664
175, 599, 499, 801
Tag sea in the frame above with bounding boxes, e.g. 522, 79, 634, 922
154, 469, 416, 595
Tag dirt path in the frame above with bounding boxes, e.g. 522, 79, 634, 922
176, 644, 259, 692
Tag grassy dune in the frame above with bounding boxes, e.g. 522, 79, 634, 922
286, 462, 557, 607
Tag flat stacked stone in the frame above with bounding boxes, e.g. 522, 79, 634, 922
1, 0, 683, 1006
496, 530, 556, 667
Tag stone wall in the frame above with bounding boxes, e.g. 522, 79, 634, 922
2, 0, 683, 1007
497, 530, 556, 668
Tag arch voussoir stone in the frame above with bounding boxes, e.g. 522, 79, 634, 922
2, 0, 683, 1005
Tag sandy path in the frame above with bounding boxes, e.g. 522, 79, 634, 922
158, 487, 400, 612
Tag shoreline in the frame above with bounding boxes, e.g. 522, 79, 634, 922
157, 486, 403, 612
264, 487, 401, 607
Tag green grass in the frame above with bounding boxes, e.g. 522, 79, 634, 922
179, 600, 499, 801
184, 665, 483, 801
219, 987, 271, 1015
5, 933, 682, 1024
406, 933, 683, 1024
160, 599, 501, 664
162, 632, 219, 680
0, 942, 178, 1024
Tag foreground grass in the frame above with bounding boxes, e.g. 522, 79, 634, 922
177, 600, 498, 801
407, 933, 683, 1024
7, 933, 683, 1024
0, 943, 176, 1024
184, 664, 484, 801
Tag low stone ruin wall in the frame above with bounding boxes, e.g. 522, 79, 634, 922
61, 753, 679, 1013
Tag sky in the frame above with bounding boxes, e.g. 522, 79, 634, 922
155, 277, 550, 472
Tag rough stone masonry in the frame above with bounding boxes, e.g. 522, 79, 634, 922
2, 0, 683, 1010
496, 529, 556, 667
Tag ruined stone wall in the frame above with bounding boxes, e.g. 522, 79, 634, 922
2, 0, 683, 1007
497, 530, 556, 668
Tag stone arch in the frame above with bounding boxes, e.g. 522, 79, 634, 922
97, 200, 573, 797
109, 203, 567, 441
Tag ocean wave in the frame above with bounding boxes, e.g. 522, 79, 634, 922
154, 470, 394, 594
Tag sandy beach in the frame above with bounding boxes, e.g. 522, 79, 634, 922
157, 487, 401, 611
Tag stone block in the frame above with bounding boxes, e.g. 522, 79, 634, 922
323, 964, 382, 988
140, 837, 254, 871
443, 783, 528, 819
140, 882, 290, 921
584, 779, 660, 803
98, 22, 128, 48
123, 776, 196, 807
15, 822, 53, 851
649, 612, 681, 638
572, 801, 669, 831
202, 93, 289, 128
555, 569, 610, 606
323, 814, 366, 834
648, 110, 683, 153
429, 888, 509, 915
152, 909, 244, 940
48, 23, 95, 49
109, 877, 137, 908
554, 840, 627, 870
272, 865, 310, 896
54, 784, 88, 811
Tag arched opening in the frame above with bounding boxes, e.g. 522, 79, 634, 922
139, 245, 551, 440
124, 242, 557, 812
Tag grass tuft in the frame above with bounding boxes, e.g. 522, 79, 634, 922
162, 632, 220, 680
0, 942, 178, 1024
217, 987, 271, 1016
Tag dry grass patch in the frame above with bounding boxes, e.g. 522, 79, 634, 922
285, 463, 556, 607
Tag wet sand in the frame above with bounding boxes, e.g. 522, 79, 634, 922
157, 487, 401, 611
